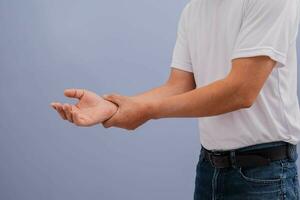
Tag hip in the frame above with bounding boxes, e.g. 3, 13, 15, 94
194, 141, 300, 200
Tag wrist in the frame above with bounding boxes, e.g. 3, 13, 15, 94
108, 104, 118, 119
100, 101, 118, 124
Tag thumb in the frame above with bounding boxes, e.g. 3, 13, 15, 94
64, 88, 85, 100
103, 93, 126, 106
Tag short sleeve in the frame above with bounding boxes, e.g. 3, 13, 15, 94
170, 3, 193, 72
231, 0, 300, 67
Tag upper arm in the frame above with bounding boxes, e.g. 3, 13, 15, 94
228, 0, 298, 106
166, 67, 196, 92
227, 56, 276, 106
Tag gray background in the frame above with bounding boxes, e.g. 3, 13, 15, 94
0, 0, 299, 200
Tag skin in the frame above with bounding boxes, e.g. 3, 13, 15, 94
51, 89, 117, 126
51, 56, 276, 131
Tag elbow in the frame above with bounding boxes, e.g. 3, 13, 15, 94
229, 80, 259, 109
225, 76, 262, 109
233, 86, 257, 109
241, 98, 255, 108
238, 93, 257, 109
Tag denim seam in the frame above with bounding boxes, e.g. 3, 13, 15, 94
293, 175, 299, 199
281, 161, 287, 200
212, 168, 219, 200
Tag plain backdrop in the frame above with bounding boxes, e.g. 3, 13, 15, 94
0, 1, 299, 200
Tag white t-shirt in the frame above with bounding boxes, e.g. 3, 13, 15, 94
171, 0, 300, 151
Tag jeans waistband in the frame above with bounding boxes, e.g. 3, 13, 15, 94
201, 141, 298, 162
237, 141, 291, 152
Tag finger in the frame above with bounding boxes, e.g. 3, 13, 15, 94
63, 104, 73, 123
50, 102, 57, 110
102, 117, 112, 128
54, 102, 64, 111
102, 115, 120, 128
66, 104, 73, 123
64, 88, 85, 100
68, 104, 74, 123
70, 106, 81, 125
102, 120, 113, 128
51, 102, 61, 110
52, 102, 67, 120
56, 103, 67, 120
103, 94, 125, 105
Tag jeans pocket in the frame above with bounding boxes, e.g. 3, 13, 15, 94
238, 160, 283, 185
239, 168, 281, 185
238, 162, 284, 196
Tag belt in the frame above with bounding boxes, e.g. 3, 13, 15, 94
203, 143, 290, 169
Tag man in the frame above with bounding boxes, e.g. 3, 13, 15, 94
51, 0, 300, 199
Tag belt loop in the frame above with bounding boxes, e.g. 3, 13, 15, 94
230, 150, 237, 169
208, 152, 215, 167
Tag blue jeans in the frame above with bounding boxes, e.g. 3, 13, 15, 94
194, 142, 300, 200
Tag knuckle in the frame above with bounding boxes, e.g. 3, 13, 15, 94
103, 123, 110, 128
108, 93, 117, 98
127, 126, 136, 131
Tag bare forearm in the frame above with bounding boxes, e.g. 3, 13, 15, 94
102, 57, 274, 130
150, 78, 250, 119
132, 82, 194, 102
131, 68, 196, 102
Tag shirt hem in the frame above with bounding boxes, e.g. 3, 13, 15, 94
231, 47, 287, 67
170, 61, 193, 73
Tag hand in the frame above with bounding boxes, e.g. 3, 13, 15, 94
50, 88, 118, 127
102, 94, 153, 130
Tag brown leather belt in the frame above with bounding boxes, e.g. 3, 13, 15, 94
203, 143, 290, 168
